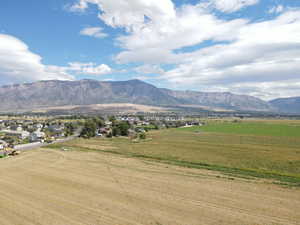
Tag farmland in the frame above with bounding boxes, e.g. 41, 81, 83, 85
0, 119, 300, 225
183, 120, 300, 137
0, 147, 299, 225
48, 120, 300, 185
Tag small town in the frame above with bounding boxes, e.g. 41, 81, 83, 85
0, 114, 202, 156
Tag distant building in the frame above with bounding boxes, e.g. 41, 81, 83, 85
30, 130, 45, 142
21, 131, 30, 139
35, 123, 44, 129
0, 140, 8, 150
16, 125, 23, 132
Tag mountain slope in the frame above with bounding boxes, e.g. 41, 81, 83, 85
270, 97, 300, 114
160, 89, 273, 112
0, 79, 180, 111
0, 79, 273, 112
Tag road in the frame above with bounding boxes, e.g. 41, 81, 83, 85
14, 135, 77, 151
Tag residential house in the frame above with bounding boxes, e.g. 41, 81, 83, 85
0, 140, 8, 150
30, 130, 45, 142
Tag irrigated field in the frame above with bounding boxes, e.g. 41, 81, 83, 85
184, 120, 300, 137
49, 120, 300, 185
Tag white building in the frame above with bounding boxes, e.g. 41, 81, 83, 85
30, 130, 45, 142
21, 131, 30, 139
0, 140, 8, 150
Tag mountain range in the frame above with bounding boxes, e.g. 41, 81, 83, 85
269, 97, 300, 114
0, 79, 298, 114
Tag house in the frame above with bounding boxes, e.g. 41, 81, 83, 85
1, 129, 30, 140
16, 125, 23, 132
135, 128, 146, 133
48, 124, 64, 133
35, 123, 44, 129
98, 127, 110, 135
30, 130, 45, 142
21, 131, 30, 139
104, 121, 112, 127
0, 140, 8, 150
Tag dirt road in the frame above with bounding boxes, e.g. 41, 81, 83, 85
0, 149, 299, 225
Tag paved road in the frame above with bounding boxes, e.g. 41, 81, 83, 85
14, 135, 77, 152
13, 127, 82, 152
14, 142, 45, 151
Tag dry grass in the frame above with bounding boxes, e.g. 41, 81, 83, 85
0, 149, 299, 225
48, 120, 300, 185
31, 103, 170, 113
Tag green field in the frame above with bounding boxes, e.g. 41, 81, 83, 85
183, 121, 300, 137
47, 120, 300, 186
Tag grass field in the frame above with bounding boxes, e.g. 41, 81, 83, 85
183, 120, 300, 137
47, 120, 300, 186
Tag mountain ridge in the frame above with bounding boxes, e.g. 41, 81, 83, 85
269, 97, 300, 114
0, 79, 276, 112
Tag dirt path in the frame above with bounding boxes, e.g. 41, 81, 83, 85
0, 149, 299, 225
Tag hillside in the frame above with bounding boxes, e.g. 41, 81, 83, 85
270, 97, 300, 114
160, 89, 273, 112
0, 79, 180, 111
0, 79, 273, 112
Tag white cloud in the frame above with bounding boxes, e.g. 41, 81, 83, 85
209, 0, 259, 13
161, 10, 300, 99
70, 0, 300, 99
70, 0, 175, 32
134, 64, 164, 74
80, 26, 108, 38
0, 34, 111, 85
68, 62, 112, 75
115, 4, 247, 64
0, 34, 74, 84
268, 5, 284, 14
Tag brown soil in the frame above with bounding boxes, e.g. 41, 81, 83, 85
0, 149, 299, 225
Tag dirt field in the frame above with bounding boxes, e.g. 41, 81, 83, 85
30, 103, 170, 114
0, 149, 299, 225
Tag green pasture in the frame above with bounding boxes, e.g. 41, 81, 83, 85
46, 120, 300, 186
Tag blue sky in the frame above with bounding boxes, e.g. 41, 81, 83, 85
0, 0, 300, 100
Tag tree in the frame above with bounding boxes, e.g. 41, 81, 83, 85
111, 121, 130, 137
139, 133, 146, 140
138, 115, 144, 121
112, 127, 121, 136
64, 123, 76, 136
92, 117, 104, 128
108, 116, 116, 122
118, 121, 130, 136
80, 120, 97, 138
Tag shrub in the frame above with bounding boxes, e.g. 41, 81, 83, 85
139, 133, 146, 140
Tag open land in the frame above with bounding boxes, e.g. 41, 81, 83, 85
0, 119, 299, 225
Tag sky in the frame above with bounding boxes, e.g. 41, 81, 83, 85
0, 0, 300, 100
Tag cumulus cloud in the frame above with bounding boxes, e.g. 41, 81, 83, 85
80, 26, 108, 38
0, 34, 112, 85
115, 4, 247, 64
70, 0, 175, 32
68, 62, 112, 75
0, 34, 74, 84
160, 10, 300, 99
209, 0, 259, 13
268, 5, 284, 14
162, 11, 300, 80
134, 64, 164, 74
69, 0, 300, 99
